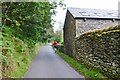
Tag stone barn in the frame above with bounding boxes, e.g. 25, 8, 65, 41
63, 7, 120, 57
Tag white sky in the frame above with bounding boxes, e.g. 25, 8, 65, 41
53, 0, 120, 31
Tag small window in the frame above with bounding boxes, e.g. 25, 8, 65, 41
108, 13, 113, 15
80, 12, 90, 16
94, 13, 103, 17
108, 13, 118, 17
112, 15, 118, 17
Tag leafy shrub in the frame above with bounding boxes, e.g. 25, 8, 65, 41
1, 26, 37, 77
57, 45, 64, 53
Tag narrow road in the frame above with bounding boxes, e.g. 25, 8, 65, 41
24, 44, 84, 78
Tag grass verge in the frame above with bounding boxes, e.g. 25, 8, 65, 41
56, 50, 107, 80
11, 43, 45, 78
2, 30, 45, 78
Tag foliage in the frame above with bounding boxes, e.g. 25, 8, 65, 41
1, 26, 44, 77
53, 33, 62, 43
1, 1, 65, 77
2, 26, 29, 77
2, 2, 57, 46
57, 45, 64, 53
53, 30, 62, 43
45, 28, 62, 43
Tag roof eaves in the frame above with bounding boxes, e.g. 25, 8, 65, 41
74, 17, 120, 20
67, 9, 76, 18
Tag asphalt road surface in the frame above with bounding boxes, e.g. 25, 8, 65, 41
24, 44, 84, 78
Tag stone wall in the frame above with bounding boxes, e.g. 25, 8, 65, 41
76, 19, 119, 37
75, 26, 120, 78
63, 10, 76, 57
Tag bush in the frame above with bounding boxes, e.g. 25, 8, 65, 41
1, 26, 38, 78
57, 45, 64, 53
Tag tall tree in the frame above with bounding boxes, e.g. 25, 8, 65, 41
2, 2, 57, 45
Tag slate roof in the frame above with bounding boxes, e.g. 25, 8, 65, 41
68, 7, 120, 19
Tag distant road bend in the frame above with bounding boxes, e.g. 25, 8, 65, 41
24, 44, 84, 78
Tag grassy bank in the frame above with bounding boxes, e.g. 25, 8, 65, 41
56, 50, 106, 80
10, 42, 43, 78
1, 28, 45, 78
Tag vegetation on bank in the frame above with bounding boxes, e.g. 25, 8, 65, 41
1, 26, 43, 77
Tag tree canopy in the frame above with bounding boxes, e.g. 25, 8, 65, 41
2, 2, 60, 45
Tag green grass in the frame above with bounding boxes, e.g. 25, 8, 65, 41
10, 43, 43, 78
56, 50, 107, 80
1, 29, 44, 78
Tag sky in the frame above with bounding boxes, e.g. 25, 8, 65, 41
53, 0, 120, 32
